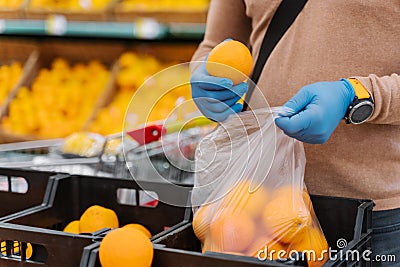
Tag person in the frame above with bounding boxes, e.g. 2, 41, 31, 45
190, 1, 400, 266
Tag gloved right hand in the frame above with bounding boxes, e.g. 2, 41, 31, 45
191, 60, 248, 122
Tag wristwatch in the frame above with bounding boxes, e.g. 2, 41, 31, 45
345, 78, 374, 124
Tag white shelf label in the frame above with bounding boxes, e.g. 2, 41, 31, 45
46, 15, 67, 36
0, 20, 5, 34
135, 18, 162, 39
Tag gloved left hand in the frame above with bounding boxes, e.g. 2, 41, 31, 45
191, 59, 248, 122
275, 79, 355, 144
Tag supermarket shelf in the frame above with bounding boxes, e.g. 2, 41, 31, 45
0, 18, 205, 40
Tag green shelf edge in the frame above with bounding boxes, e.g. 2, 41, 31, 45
0, 19, 205, 40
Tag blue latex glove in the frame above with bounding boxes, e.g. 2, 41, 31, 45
275, 79, 355, 144
190, 59, 248, 122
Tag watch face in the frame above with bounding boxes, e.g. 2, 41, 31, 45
351, 102, 374, 124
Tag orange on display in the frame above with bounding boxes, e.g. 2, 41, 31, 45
79, 205, 119, 233
63, 220, 80, 234
99, 227, 153, 267
122, 223, 152, 238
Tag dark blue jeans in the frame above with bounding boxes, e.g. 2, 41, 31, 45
371, 208, 400, 266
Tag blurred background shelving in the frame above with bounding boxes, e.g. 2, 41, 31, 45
0, 0, 207, 39
0, 19, 206, 39
0, 0, 211, 181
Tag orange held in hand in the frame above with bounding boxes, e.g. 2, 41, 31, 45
99, 227, 153, 267
206, 40, 253, 85
262, 186, 312, 244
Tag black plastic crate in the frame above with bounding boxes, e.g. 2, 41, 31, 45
0, 173, 192, 266
0, 168, 55, 218
0, 222, 95, 266
80, 195, 373, 267
80, 240, 306, 267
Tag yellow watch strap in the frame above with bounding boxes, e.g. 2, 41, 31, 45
347, 78, 370, 99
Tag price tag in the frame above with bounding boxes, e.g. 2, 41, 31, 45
46, 15, 67, 36
0, 20, 5, 34
135, 18, 162, 39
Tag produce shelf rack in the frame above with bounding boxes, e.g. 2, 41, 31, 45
0, 19, 206, 40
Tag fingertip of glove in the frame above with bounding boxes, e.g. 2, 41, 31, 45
274, 116, 289, 130
282, 101, 299, 114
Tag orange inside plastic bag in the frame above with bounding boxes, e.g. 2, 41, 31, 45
192, 108, 329, 267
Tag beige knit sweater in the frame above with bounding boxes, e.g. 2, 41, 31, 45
192, 0, 400, 210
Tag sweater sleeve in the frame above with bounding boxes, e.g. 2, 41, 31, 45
191, 0, 252, 63
355, 73, 400, 125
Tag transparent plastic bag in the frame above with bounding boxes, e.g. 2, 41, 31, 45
192, 108, 329, 266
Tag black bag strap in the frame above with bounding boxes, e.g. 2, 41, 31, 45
243, 0, 308, 111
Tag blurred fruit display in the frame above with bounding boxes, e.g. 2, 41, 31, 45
119, 0, 209, 11
29, 0, 114, 11
122, 62, 195, 133
1, 58, 110, 138
0, 0, 23, 8
0, 62, 22, 106
88, 52, 194, 135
